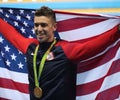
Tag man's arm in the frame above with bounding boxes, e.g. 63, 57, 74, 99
0, 18, 38, 54
59, 25, 120, 63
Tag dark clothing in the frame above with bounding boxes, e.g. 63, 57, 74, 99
26, 42, 77, 100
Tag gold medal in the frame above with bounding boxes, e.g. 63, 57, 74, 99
34, 86, 42, 98
33, 40, 56, 99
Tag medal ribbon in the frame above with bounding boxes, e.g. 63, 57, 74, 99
33, 39, 56, 87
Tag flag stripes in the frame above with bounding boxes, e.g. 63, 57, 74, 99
0, 88, 29, 100
0, 78, 29, 93
96, 85, 120, 100
0, 67, 29, 83
0, 7, 120, 100
57, 17, 107, 32
76, 42, 120, 99
57, 18, 120, 41
77, 40, 120, 73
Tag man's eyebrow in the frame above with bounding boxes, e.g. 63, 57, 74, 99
34, 23, 47, 27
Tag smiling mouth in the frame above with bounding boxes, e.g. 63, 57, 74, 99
38, 35, 44, 38
38, 34, 46, 39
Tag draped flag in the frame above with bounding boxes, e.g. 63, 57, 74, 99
0, 8, 120, 100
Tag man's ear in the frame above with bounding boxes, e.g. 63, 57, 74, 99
53, 23, 57, 31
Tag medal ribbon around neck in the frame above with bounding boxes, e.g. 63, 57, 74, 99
33, 39, 56, 88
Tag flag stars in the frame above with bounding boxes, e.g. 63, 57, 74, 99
20, 27, 26, 33
19, 10, 24, 14
23, 21, 28, 27
18, 62, 24, 69
31, 28, 35, 34
18, 50, 23, 54
0, 9, 3, 13
0, 36, 4, 43
8, 9, 13, 14
4, 45, 10, 52
31, 11, 35, 14
26, 14, 31, 20
11, 53, 17, 61
6, 59, 11, 66
1, 51, 4, 57
5, 14, 9, 18
28, 35, 34, 38
3, 19, 7, 22
14, 21, 19, 26
16, 15, 21, 20
24, 57, 27, 62
0, 8, 36, 74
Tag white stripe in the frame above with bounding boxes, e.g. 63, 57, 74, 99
76, 72, 120, 100
56, 13, 119, 22
99, 72, 120, 92
76, 47, 120, 85
56, 13, 83, 21
0, 88, 29, 100
99, 13, 120, 19
0, 67, 29, 84
56, 13, 100, 21
58, 19, 120, 41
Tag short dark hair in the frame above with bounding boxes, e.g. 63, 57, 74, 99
34, 6, 56, 23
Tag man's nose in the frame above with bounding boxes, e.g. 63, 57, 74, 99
37, 25, 43, 31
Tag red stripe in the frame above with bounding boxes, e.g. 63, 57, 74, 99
0, 78, 29, 94
57, 17, 106, 32
0, 98, 9, 100
76, 59, 120, 96
107, 59, 120, 75
77, 41, 120, 73
76, 77, 104, 96
95, 85, 120, 100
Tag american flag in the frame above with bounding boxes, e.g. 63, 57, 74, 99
0, 7, 120, 100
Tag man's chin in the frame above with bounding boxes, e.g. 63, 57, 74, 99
38, 38, 48, 43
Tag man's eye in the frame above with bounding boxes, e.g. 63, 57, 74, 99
41, 23, 47, 27
34, 23, 39, 27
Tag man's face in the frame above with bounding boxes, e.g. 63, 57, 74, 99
34, 16, 57, 43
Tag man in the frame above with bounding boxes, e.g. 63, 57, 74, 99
0, 6, 119, 100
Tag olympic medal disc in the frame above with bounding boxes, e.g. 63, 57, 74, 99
34, 87, 42, 98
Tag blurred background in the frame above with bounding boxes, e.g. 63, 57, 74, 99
0, 0, 120, 15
